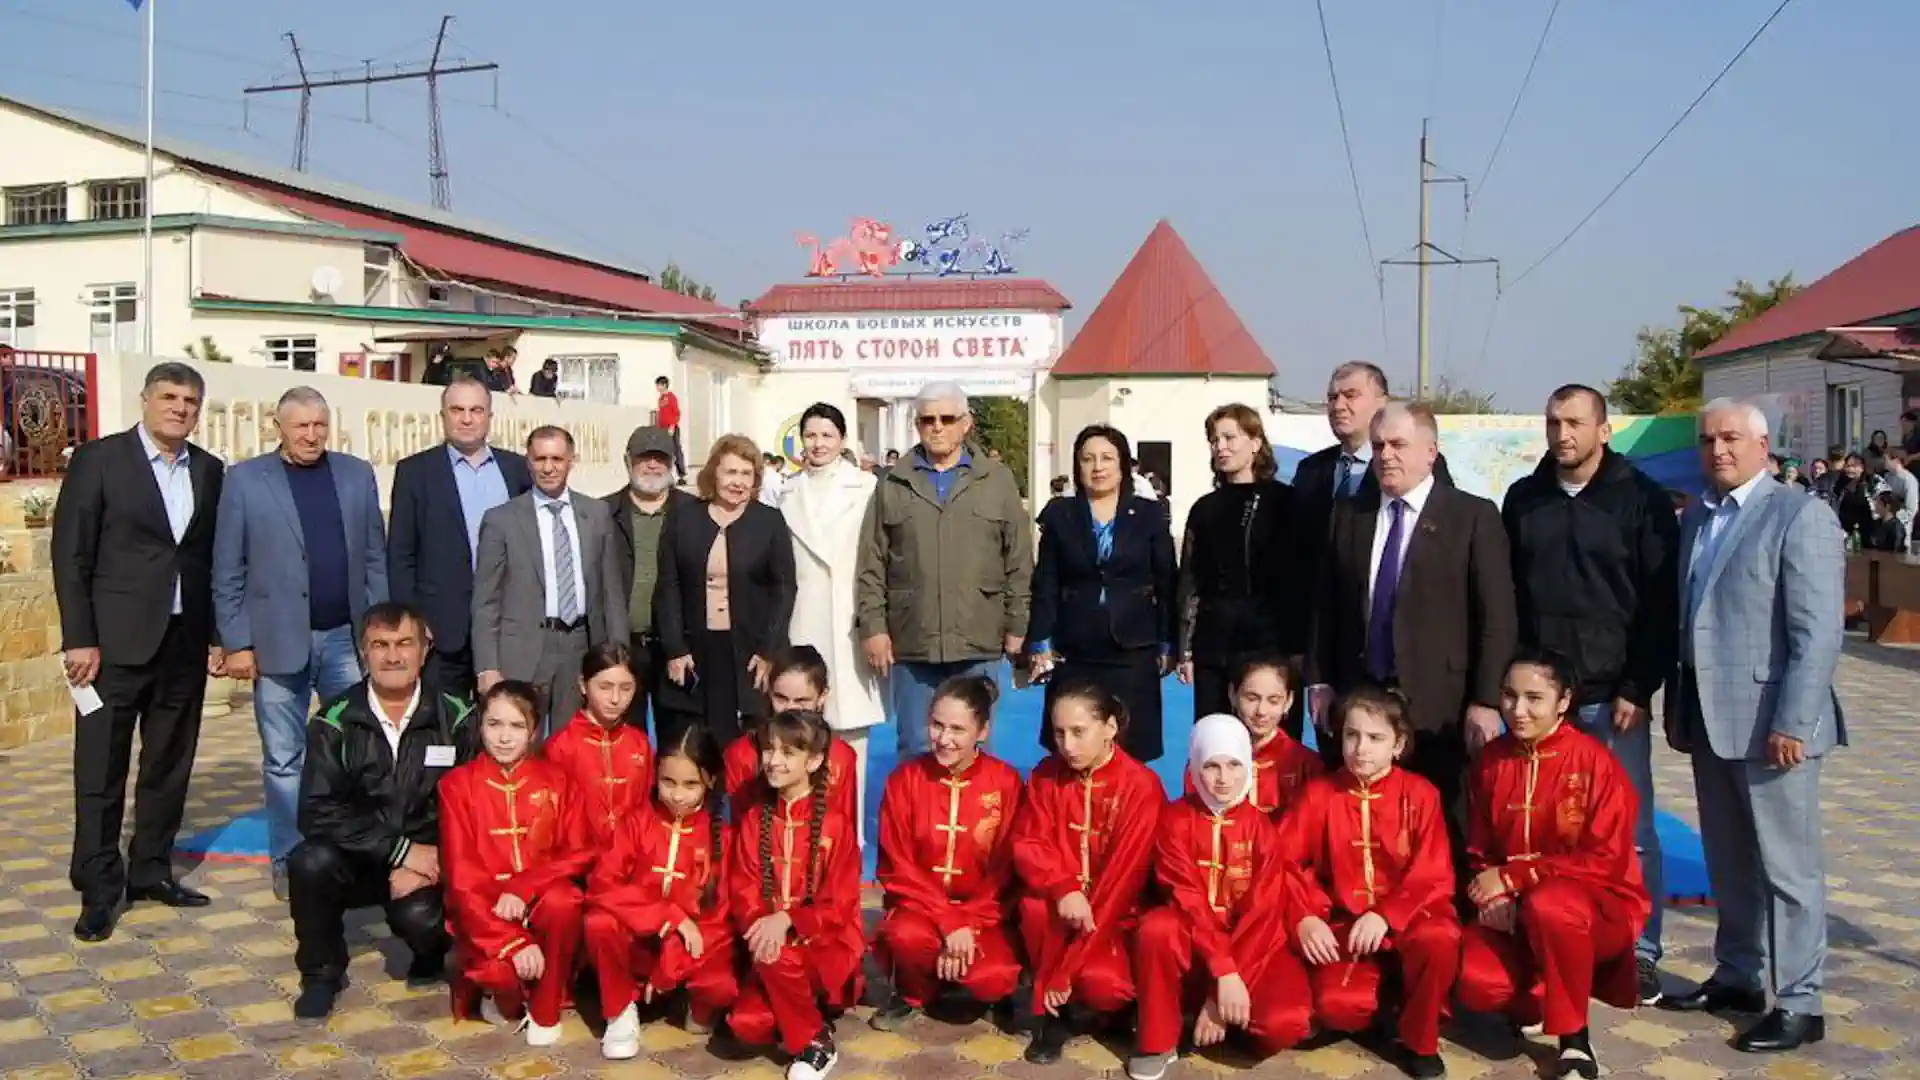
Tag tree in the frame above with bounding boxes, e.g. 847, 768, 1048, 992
970, 397, 1031, 497
1609, 275, 1800, 415
182, 336, 231, 363
1414, 376, 1504, 414
657, 262, 719, 304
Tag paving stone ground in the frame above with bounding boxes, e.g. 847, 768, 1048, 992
0, 638, 1915, 1080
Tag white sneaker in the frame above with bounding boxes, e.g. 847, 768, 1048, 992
480, 997, 510, 1027
787, 1032, 839, 1080
526, 1016, 563, 1047
602, 1003, 641, 1060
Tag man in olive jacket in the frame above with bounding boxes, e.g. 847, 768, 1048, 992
857, 384, 1032, 781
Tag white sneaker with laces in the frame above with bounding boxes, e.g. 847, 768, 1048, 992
526, 1016, 563, 1047
787, 1034, 839, 1080
602, 1003, 641, 1060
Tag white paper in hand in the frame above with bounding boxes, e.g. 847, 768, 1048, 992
69, 682, 105, 716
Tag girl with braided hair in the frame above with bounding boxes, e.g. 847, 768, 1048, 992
584, 724, 736, 1060
725, 709, 863, 1080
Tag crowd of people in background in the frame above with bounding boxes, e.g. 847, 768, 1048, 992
49, 357, 1848, 1080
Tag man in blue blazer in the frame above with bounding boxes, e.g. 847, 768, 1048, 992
1661, 398, 1845, 1053
387, 375, 531, 700
213, 386, 388, 898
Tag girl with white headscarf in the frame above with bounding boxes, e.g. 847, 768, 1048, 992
1127, 714, 1312, 1080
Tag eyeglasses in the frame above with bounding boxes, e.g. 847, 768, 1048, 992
917, 414, 963, 428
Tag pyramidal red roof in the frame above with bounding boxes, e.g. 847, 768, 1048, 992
1051, 220, 1274, 377
1698, 225, 1920, 360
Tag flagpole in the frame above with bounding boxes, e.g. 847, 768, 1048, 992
140, 0, 155, 356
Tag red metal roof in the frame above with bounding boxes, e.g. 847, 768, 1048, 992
1698, 225, 1920, 360
213, 174, 744, 331
747, 278, 1070, 315
1051, 220, 1274, 377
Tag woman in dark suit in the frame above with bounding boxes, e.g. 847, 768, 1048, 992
656, 434, 797, 747
1026, 425, 1178, 762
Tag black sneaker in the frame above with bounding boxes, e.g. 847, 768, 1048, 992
1402, 1048, 1446, 1079
1025, 1015, 1071, 1065
405, 950, 445, 988
870, 994, 916, 1032
1636, 957, 1665, 1006
787, 1029, 839, 1080
1554, 1028, 1599, 1079
293, 978, 342, 1021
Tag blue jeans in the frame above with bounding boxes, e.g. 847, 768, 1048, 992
863, 659, 998, 864
1575, 701, 1664, 962
254, 626, 363, 867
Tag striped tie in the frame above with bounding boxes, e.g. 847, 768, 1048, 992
547, 502, 580, 623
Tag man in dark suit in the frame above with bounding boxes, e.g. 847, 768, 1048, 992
53, 362, 226, 942
605, 426, 695, 734
388, 375, 532, 700
1305, 402, 1516, 845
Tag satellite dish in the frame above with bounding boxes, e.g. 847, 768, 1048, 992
311, 265, 343, 299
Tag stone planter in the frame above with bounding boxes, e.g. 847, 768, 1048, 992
22, 513, 47, 530
203, 676, 235, 720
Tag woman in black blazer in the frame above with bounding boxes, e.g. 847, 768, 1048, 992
1026, 425, 1178, 762
655, 434, 798, 747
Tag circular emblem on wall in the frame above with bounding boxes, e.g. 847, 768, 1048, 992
777, 413, 804, 464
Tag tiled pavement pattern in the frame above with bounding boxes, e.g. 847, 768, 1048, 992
0, 642, 1915, 1080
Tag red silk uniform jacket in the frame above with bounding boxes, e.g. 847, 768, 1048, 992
544, 719, 654, 846
723, 733, 857, 825
1012, 749, 1161, 992
1153, 794, 1296, 982
440, 755, 594, 961
1275, 767, 1456, 930
588, 796, 729, 941
727, 793, 865, 992
877, 752, 1022, 935
1183, 731, 1324, 817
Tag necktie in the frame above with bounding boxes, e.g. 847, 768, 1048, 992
1334, 454, 1355, 498
1368, 498, 1408, 680
547, 502, 580, 623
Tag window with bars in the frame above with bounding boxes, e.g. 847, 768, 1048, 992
0, 289, 35, 349
551, 354, 621, 404
86, 179, 145, 221
3, 185, 66, 226
265, 336, 320, 372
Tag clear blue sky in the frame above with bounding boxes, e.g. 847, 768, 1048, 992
0, 0, 1903, 407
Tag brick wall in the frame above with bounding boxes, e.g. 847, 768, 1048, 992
0, 485, 74, 750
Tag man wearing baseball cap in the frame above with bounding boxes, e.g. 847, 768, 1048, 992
604, 426, 695, 733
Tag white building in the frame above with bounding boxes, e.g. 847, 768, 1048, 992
1697, 226, 1920, 459
0, 93, 762, 455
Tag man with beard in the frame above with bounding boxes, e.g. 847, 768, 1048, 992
605, 426, 695, 733
1501, 384, 1679, 1006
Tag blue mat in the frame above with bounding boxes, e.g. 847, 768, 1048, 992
181, 669, 1711, 904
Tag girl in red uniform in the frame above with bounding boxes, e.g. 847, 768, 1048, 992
1279, 686, 1460, 1079
1013, 680, 1162, 1065
440, 681, 593, 1046
545, 644, 653, 847
871, 674, 1023, 1031
1456, 648, 1650, 1080
585, 724, 735, 1060
1184, 654, 1323, 816
726, 708, 864, 1080
721, 647, 859, 834
1132, 714, 1312, 1080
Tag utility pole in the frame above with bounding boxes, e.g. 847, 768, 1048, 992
243, 16, 498, 210
1383, 119, 1498, 398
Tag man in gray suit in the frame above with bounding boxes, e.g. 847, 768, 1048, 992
214, 387, 388, 899
472, 425, 627, 729
1661, 398, 1845, 1053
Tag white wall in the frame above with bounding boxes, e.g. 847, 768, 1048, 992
1703, 346, 1904, 459
0, 232, 193, 355
196, 230, 368, 307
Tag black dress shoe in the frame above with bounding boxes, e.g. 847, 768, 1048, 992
126, 880, 210, 908
72, 904, 116, 942
1735, 1009, 1824, 1053
405, 950, 446, 988
293, 978, 343, 1021
1024, 1016, 1070, 1065
1660, 978, 1766, 1014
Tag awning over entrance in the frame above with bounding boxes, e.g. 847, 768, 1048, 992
1817, 327, 1920, 363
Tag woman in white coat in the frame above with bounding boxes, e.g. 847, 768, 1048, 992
781, 403, 886, 839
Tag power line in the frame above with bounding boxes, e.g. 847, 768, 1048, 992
1474, 0, 1565, 195
1506, 0, 1797, 291
0, 3, 269, 70
1312, 0, 1393, 362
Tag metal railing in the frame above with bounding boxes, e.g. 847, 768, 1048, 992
0, 349, 97, 481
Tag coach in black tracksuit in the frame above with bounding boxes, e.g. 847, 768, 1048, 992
1501, 399, 1679, 992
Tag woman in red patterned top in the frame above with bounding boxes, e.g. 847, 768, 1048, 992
584, 724, 734, 1060
1278, 686, 1460, 1079
440, 682, 593, 1047
545, 644, 653, 848
1183, 654, 1323, 817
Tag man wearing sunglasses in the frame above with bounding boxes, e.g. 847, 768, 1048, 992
855, 382, 1033, 839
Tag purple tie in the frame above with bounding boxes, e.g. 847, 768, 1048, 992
1368, 498, 1408, 681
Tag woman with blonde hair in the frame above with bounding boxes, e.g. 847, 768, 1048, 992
655, 434, 799, 747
